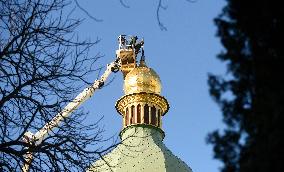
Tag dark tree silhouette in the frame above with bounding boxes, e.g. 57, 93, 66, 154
207, 0, 284, 172
0, 0, 113, 171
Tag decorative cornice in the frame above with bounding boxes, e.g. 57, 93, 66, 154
115, 92, 170, 116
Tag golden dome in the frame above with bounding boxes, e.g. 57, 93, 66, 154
124, 65, 162, 95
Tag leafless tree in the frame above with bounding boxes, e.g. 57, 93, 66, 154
0, 0, 113, 171
118, 0, 196, 31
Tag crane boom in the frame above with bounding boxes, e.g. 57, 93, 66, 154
34, 59, 120, 144
21, 59, 120, 172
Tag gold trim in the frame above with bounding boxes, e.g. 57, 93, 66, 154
115, 92, 169, 116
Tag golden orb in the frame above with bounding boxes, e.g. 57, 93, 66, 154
124, 65, 162, 95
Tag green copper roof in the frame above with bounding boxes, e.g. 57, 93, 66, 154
87, 126, 192, 172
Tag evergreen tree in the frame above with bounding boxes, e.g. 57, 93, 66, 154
207, 0, 284, 172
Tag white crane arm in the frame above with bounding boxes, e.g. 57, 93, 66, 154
21, 60, 119, 172
31, 60, 119, 145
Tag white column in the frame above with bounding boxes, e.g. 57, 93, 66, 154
141, 103, 145, 124
149, 104, 152, 125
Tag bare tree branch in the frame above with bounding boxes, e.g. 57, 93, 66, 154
119, 0, 130, 8
156, 0, 168, 31
74, 0, 103, 22
0, 0, 114, 171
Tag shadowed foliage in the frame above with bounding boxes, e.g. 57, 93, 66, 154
207, 0, 284, 172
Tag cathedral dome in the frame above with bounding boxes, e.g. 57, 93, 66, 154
124, 64, 162, 95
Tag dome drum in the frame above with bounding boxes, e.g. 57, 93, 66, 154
115, 92, 169, 129
123, 102, 162, 128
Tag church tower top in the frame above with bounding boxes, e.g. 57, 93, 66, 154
114, 35, 169, 133
88, 35, 192, 172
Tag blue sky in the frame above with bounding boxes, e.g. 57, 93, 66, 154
73, 1, 226, 171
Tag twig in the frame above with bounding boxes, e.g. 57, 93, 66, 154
74, 0, 103, 22
119, 0, 130, 8
156, 0, 168, 31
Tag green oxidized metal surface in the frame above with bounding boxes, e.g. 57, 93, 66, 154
87, 126, 192, 172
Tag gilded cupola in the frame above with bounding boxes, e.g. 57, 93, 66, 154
123, 61, 162, 95
115, 58, 169, 131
